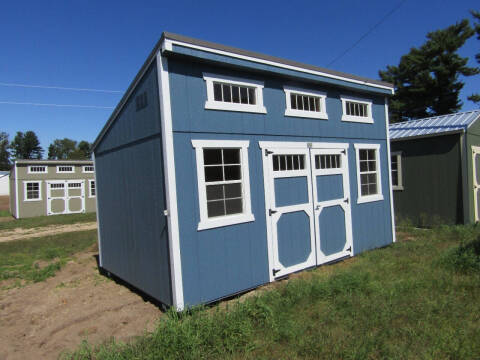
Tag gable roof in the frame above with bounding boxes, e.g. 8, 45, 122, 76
389, 110, 480, 141
93, 32, 394, 151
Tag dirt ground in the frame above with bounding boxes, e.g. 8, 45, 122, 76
0, 246, 164, 360
0, 222, 98, 243
0, 196, 9, 212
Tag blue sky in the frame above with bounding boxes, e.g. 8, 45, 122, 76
1, 0, 479, 153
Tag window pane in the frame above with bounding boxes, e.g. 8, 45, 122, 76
248, 88, 256, 105
280, 156, 286, 170
359, 149, 368, 161
222, 84, 232, 102
225, 198, 243, 215
205, 166, 223, 182
315, 98, 320, 112
273, 155, 279, 171
368, 183, 377, 195
213, 83, 222, 101
360, 160, 368, 172
368, 160, 376, 172
286, 155, 293, 170
361, 184, 369, 196
231, 86, 240, 103
223, 149, 240, 164
368, 149, 375, 160
299, 155, 305, 169
224, 165, 241, 180
303, 96, 309, 111
206, 185, 224, 201
309, 96, 315, 111
224, 183, 242, 198
240, 87, 248, 104
291, 94, 297, 109
207, 200, 225, 217
368, 173, 377, 185
360, 173, 369, 185
203, 149, 222, 165
297, 95, 303, 110
392, 172, 398, 186
293, 155, 300, 170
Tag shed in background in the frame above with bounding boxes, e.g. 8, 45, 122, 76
390, 110, 480, 226
0, 171, 9, 196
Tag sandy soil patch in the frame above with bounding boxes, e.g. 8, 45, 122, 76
0, 222, 98, 243
0, 247, 163, 360
0, 196, 9, 212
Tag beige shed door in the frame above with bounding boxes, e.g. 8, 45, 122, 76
47, 180, 85, 216
473, 146, 480, 222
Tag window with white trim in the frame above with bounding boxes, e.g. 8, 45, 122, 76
83, 165, 94, 173
391, 152, 403, 190
203, 73, 266, 114
57, 165, 74, 173
28, 165, 47, 174
354, 144, 383, 203
341, 96, 373, 123
192, 139, 254, 230
24, 181, 41, 201
89, 180, 96, 197
284, 86, 328, 119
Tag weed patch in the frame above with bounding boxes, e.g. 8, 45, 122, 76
0, 212, 96, 231
0, 230, 97, 287
441, 235, 480, 273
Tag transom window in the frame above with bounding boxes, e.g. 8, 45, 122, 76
83, 165, 94, 173
273, 154, 305, 171
354, 144, 383, 203
203, 73, 266, 114
68, 182, 81, 188
24, 181, 41, 201
192, 139, 254, 230
28, 165, 47, 174
315, 154, 341, 169
57, 166, 74, 173
341, 96, 373, 123
89, 180, 96, 197
214, 82, 256, 105
284, 86, 328, 119
50, 183, 64, 189
391, 152, 403, 190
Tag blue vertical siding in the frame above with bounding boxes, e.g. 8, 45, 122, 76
274, 177, 309, 207
316, 175, 344, 202
95, 62, 173, 306
169, 55, 393, 306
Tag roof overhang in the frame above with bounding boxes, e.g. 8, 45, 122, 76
390, 129, 464, 142
15, 159, 93, 165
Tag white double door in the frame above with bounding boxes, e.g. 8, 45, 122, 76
261, 142, 353, 279
47, 180, 85, 215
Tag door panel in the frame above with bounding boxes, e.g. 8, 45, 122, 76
277, 211, 312, 268
68, 197, 83, 212
319, 205, 347, 256
274, 177, 309, 207
47, 180, 85, 216
316, 174, 344, 202
50, 198, 65, 213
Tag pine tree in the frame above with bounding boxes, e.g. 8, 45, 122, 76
468, 10, 480, 104
380, 19, 479, 122
10, 131, 44, 159
0, 132, 10, 170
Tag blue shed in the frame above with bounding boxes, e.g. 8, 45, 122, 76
92, 32, 396, 311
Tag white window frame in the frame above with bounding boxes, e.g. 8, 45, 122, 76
23, 181, 42, 202
83, 165, 94, 173
88, 179, 96, 197
391, 152, 403, 191
203, 73, 267, 114
56, 165, 74, 173
192, 139, 255, 230
354, 143, 383, 204
341, 95, 374, 124
27, 165, 48, 174
283, 86, 328, 120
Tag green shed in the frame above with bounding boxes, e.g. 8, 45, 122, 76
390, 110, 480, 226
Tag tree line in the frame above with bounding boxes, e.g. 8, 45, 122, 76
0, 131, 92, 171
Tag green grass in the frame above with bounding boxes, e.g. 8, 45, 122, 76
0, 210, 11, 217
0, 229, 97, 287
0, 212, 97, 231
64, 225, 480, 360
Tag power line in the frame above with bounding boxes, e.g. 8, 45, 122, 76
0, 101, 114, 109
0, 82, 122, 93
326, 0, 407, 67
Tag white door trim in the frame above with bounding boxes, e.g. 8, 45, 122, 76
46, 180, 85, 215
472, 146, 480, 222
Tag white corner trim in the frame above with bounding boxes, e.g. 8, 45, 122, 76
354, 143, 383, 204
92, 153, 103, 267
385, 99, 397, 243
27, 165, 48, 174
23, 180, 43, 202
56, 165, 75, 173
14, 162, 19, 218
192, 139, 255, 231
283, 86, 328, 120
164, 39, 394, 93
341, 95, 374, 124
157, 52, 185, 311
203, 73, 267, 114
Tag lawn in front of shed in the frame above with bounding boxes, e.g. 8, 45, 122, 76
64, 225, 480, 360
0, 212, 97, 231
